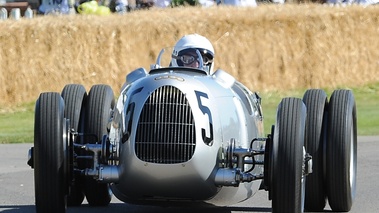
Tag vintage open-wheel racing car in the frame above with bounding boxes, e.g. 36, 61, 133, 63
27, 48, 357, 213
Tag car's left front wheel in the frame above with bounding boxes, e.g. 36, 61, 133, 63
271, 97, 307, 213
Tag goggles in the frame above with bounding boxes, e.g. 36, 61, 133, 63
178, 54, 197, 65
174, 51, 213, 66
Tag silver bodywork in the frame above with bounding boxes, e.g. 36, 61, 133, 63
106, 65, 265, 205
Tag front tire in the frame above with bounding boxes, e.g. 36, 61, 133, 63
34, 93, 68, 213
326, 89, 357, 212
271, 98, 306, 213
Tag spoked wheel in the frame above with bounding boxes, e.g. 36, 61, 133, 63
61, 84, 87, 206
326, 89, 357, 212
271, 98, 306, 213
302, 89, 328, 211
83, 84, 115, 206
34, 92, 69, 213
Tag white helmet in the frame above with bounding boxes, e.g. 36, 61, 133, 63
171, 34, 215, 73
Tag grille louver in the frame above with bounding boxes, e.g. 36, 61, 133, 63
135, 86, 196, 164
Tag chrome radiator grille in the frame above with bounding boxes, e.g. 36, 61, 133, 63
135, 86, 196, 164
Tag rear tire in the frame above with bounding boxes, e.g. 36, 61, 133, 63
34, 92, 68, 213
83, 84, 115, 206
326, 90, 357, 212
271, 98, 306, 213
61, 84, 87, 132
61, 84, 87, 206
302, 89, 328, 211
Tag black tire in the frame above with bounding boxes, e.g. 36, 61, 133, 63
83, 84, 115, 206
302, 89, 328, 211
61, 84, 87, 206
34, 92, 68, 213
272, 98, 306, 213
61, 84, 87, 133
326, 89, 357, 212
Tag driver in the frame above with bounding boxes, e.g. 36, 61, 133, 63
171, 34, 215, 73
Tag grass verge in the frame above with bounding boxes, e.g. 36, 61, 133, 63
0, 83, 378, 143
0, 102, 34, 143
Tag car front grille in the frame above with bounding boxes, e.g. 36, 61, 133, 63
135, 86, 196, 164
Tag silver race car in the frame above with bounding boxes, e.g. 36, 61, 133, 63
27, 47, 357, 213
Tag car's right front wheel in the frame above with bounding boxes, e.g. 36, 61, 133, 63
34, 92, 68, 213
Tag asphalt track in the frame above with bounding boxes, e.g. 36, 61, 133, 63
0, 136, 378, 213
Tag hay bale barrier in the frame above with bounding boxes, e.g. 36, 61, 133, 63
1, 4, 379, 107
